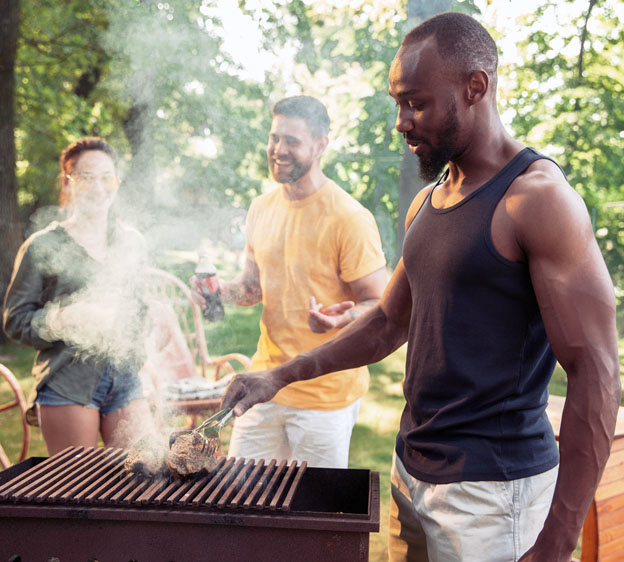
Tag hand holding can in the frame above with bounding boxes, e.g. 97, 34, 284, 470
195, 254, 225, 322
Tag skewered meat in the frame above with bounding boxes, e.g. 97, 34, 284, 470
167, 431, 219, 479
124, 435, 169, 477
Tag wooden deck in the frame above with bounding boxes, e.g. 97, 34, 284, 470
546, 394, 624, 561
546, 394, 624, 438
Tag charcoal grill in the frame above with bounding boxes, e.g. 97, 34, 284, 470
0, 446, 379, 561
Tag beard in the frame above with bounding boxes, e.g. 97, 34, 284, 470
410, 102, 460, 183
270, 157, 313, 184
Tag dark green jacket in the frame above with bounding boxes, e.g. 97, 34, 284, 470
3, 221, 148, 423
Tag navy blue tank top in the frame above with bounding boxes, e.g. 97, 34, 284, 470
397, 147, 560, 483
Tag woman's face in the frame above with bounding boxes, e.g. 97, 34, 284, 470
64, 150, 119, 217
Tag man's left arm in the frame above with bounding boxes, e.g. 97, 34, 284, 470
515, 162, 621, 561
308, 267, 387, 333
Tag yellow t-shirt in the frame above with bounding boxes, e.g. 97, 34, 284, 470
245, 180, 386, 410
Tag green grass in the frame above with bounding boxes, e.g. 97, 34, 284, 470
204, 303, 262, 359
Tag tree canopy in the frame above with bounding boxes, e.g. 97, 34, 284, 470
4, 0, 623, 287
503, 0, 624, 290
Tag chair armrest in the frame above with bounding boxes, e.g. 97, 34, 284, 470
0, 363, 31, 467
209, 353, 252, 381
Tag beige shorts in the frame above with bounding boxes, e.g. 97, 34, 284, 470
389, 452, 558, 562
227, 399, 361, 468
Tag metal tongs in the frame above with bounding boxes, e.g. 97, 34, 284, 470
169, 407, 234, 455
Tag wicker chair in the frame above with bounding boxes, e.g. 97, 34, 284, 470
0, 363, 30, 469
142, 267, 251, 427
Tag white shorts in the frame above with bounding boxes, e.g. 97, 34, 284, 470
227, 399, 361, 468
389, 452, 558, 562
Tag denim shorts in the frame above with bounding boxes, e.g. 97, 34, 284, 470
36, 366, 144, 415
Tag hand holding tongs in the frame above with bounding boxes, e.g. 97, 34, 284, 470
169, 407, 234, 453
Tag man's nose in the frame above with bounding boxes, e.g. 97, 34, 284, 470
395, 107, 414, 133
275, 140, 289, 155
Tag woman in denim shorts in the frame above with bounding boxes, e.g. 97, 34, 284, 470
3, 137, 155, 456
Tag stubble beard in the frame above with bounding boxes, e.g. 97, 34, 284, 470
271, 157, 313, 185
418, 103, 460, 183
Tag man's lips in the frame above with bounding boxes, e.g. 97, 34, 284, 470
272, 158, 294, 167
404, 135, 430, 156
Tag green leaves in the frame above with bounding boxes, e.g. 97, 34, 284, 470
16, 0, 267, 219
15, 0, 623, 286
504, 0, 624, 292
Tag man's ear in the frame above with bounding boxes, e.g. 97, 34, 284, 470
315, 135, 329, 159
466, 69, 489, 105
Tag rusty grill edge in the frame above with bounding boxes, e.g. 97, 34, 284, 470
0, 446, 380, 561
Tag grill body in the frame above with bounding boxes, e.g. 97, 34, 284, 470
0, 447, 379, 561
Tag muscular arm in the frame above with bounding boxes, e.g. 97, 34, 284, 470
308, 267, 387, 333
511, 163, 621, 561
219, 254, 262, 306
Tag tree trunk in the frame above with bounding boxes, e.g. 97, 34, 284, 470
121, 57, 156, 231
396, 0, 452, 259
576, 0, 597, 85
0, 0, 22, 343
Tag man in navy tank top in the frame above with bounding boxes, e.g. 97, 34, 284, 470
222, 12, 621, 562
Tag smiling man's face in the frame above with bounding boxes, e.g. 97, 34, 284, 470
266, 115, 321, 185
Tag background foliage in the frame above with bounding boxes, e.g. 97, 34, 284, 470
7, 0, 623, 274
1, 4, 622, 557
502, 0, 624, 299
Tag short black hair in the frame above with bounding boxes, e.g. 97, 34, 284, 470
402, 12, 498, 84
272, 95, 330, 138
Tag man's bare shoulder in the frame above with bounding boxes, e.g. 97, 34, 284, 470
509, 157, 568, 196
505, 157, 592, 254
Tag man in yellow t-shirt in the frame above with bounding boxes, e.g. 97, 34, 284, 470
195, 95, 386, 468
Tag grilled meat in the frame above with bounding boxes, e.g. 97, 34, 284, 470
167, 431, 218, 479
124, 435, 169, 477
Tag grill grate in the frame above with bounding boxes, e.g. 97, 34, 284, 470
0, 446, 306, 512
